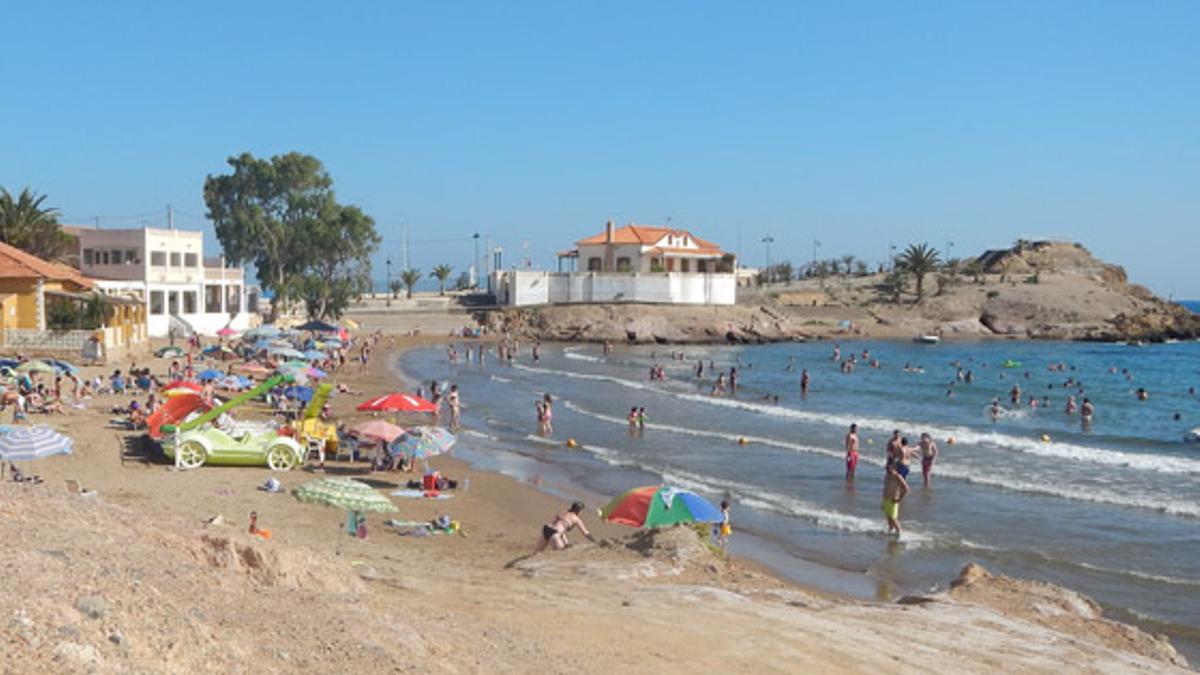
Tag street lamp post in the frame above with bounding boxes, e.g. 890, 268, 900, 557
812, 240, 822, 278
385, 258, 392, 307
472, 232, 480, 289
761, 236, 775, 276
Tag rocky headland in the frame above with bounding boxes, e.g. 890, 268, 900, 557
483, 241, 1200, 344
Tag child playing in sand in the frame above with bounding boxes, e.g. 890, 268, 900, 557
882, 465, 910, 537
712, 501, 732, 549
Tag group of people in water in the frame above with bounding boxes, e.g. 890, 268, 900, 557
843, 424, 938, 536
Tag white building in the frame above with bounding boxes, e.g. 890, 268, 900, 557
68, 226, 257, 337
493, 221, 737, 307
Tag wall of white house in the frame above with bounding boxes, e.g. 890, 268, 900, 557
95, 280, 252, 338
493, 271, 736, 306
575, 243, 653, 272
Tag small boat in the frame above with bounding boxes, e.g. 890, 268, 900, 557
913, 335, 941, 344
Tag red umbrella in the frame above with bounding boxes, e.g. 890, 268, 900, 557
356, 393, 437, 413
163, 380, 202, 392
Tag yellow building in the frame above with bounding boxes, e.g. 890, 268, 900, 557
0, 241, 147, 357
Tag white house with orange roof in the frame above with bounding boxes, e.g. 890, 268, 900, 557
493, 220, 737, 306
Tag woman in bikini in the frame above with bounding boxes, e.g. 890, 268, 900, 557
536, 501, 596, 551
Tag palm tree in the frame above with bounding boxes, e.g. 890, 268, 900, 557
881, 269, 907, 304
429, 264, 454, 295
0, 187, 70, 260
388, 279, 403, 299
400, 268, 421, 299
898, 243, 941, 301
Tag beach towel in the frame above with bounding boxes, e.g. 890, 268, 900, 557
390, 489, 454, 500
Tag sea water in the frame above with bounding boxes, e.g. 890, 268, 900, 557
399, 339, 1200, 661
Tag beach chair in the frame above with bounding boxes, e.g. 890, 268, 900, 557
303, 435, 325, 467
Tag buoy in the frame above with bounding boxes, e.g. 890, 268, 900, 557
866, 439, 874, 445
737, 437, 748, 445
946, 437, 955, 445
566, 438, 578, 449
1040, 434, 1051, 443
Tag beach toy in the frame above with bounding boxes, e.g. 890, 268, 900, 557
1041, 434, 1051, 443
737, 437, 748, 445
566, 438, 578, 449
946, 437, 955, 445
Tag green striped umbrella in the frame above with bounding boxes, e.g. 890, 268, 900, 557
293, 477, 398, 513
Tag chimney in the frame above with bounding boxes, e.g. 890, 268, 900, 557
605, 220, 614, 243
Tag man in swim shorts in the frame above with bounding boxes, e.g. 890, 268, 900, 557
844, 423, 860, 481
882, 465, 910, 537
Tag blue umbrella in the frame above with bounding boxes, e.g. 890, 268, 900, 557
0, 426, 74, 461
245, 325, 281, 338
197, 369, 224, 382
302, 350, 326, 361
43, 358, 80, 375
283, 385, 314, 402
387, 426, 456, 459
270, 347, 306, 360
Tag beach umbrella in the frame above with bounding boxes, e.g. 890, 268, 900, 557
387, 426, 455, 459
163, 380, 202, 392
302, 350, 327, 361
350, 420, 405, 444
322, 338, 345, 348
155, 345, 186, 358
296, 319, 338, 332
269, 347, 306, 360
357, 392, 437, 413
15, 361, 56, 375
218, 375, 253, 390
600, 486, 723, 529
196, 369, 224, 382
0, 426, 74, 462
216, 326, 239, 337
283, 385, 314, 402
293, 477, 398, 513
306, 367, 327, 379
244, 325, 281, 339
233, 362, 273, 377
342, 318, 360, 330
0, 358, 20, 370
42, 358, 79, 375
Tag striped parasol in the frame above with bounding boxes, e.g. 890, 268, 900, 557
0, 426, 74, 462
293, 477, 398, 513
387, 426, 456, 459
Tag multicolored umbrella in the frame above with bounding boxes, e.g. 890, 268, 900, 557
15, 361, 55, 374
293, 477, 398, 513
0, 426, 74, 462
357, 392, 438, 413
600, 486, 723, 528
387, 425, 456, 459
155, 345, 186, 358
350, 420, 405, 444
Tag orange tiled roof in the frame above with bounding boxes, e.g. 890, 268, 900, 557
576, 224, 722, 252
0, 241, 94, 289
648, 246, 724, 257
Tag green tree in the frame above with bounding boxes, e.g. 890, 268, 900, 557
389, 279, 403, 299
840, 255, 856, 277
881, 269, 907, 304
400, 268, 421, 299
429, 264, 454, 295
897, 243, 941, 301
0, 187, 72, 261
203, 152, 379, 321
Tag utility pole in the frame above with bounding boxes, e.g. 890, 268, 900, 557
472, 232, 480, 289
93, 216, 101, 229
167, 204, 174, 230
761, 235, 774, 272
385, 258, 392, 307
402, 223, 410, 271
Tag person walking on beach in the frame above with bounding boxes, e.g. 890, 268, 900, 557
882, 464, 910, 537
800, 369, 810, 397
447, 384, 461, 430
536, 501, 596, 551
918, 433, 938, 488
844, 423, 860, 481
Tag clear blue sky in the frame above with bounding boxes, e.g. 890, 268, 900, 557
2, 2, 1198, 296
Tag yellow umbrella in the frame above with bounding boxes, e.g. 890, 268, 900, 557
343, 318, 360, 330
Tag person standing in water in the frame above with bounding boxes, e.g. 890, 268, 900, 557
800, 369, 810, 397
447, 384, 461, 430
729, 367, 739, 396
1080, 397, 1095, 428
711, 373, 726, 396
918, 433, 938, 488
882, 464, 910, 537
844, 423, 860, 481
541, 394, 554, 435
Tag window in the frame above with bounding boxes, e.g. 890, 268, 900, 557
247, 290, 259, 313
170, 252, 181, 268
100, 251, 110, 265
183, 291, 197, 314
125, 250, 139, 264
149, 291, 165, 315
696, 260, 708, 273
226, 285, 242, 314
111, 249, 122, 264
616, 257, 632, 272
168, 292, 179, 316
681, 259, 691, 272
205, 285, 222, 313
184, 253, 198, 268
83, 249, 94, 265
587, 257, 602, 271
151, 251, 166, 266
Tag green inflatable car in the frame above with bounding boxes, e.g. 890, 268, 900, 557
162, 422, 306, 471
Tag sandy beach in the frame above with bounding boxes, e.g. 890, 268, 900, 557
1, 335, 1191, 674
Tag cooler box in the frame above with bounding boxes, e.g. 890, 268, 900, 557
422, 472, 440, 491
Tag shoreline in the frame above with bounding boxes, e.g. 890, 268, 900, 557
0, 333, 1191, 672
